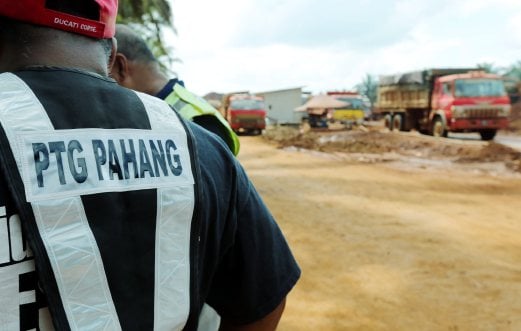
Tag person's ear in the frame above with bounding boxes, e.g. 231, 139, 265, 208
111, 52, 130, 85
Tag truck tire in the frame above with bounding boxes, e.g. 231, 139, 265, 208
479, 129, 497, 141
384, 114, 392, 131
432, 117, 447, 138
392, 114, 403, 131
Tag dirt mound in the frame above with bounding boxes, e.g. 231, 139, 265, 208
262, 126, 521, 173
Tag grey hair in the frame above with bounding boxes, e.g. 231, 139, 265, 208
114, 24, 157, 64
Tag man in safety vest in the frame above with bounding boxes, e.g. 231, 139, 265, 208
0, 0, 300, 330
111, 24, 240, 156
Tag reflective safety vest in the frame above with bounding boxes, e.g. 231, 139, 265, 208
0, 72, 211, 330
165, 84, 240, 156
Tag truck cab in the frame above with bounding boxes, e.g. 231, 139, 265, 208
431, 72, 511, 140
221, 94, 267, 135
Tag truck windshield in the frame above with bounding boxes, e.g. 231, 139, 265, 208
230, 99, 265, 110
337, 97, 364, 109
454, 79, 506, 97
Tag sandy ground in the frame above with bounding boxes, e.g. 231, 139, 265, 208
237, 133, 521, 331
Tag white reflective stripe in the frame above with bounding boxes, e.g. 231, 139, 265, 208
0, 73, 53, 175
154, 186, 194, 331
32, 198, 121, 330
0, 73, 121, 330
197, 304, 221, 331
136, 93, 194, 330
136, 91, 188, 132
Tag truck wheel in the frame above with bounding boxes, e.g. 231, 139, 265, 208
384, 114, 392, 131
479, 130, 497, 141
392, 114, 402, 131
432, 117, 447, 137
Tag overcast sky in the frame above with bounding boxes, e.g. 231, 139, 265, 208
167, 0, 521, 96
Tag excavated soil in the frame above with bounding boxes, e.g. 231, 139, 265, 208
262, 101, 521, 175
236, 125, 521, 331
262, 124, 521, 176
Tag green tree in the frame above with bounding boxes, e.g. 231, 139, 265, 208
503, 61, 521, 81
355, 74, 378, 108
502, 61, 521, 102
476, 62, 499, 74
117, 0, 176, 67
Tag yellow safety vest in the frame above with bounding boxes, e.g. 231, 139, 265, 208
165, 84, 240, 155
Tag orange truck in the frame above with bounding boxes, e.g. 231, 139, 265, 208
376, 68, 511, 140
220, 93, 267, 135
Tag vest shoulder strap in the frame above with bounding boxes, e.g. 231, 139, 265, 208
0, 72, 71, 330
166, 84, 240, 155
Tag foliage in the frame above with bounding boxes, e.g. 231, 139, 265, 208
355, 74, 378, 107
502, 61, 521, 104
476, 62, 502, 74
475, 61, 521, 81
503, 61, 521, 81
117, 0, 177, 68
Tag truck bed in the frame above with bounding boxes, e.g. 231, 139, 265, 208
377, 68, 478, 111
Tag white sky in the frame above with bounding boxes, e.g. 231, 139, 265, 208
165, 0, 521, 96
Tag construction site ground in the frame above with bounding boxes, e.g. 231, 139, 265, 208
236, 121, 521, 331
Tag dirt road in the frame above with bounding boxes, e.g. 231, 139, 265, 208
237, 135, 521, 331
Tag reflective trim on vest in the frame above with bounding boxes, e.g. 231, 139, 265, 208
0, 73, 121, 330
172, 98, 190, 118
0, 74, 195, 330
33, 197, 121, 330
197, 304, 220, 331
135, 92, 193, 331
0, 73, 54, 175
164, 86, 196, 121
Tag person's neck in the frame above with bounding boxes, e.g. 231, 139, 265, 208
141, 65, 170, 96
16, 56, 107, 76
1, 43, 108, 76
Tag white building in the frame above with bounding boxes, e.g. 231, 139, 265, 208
255, 87, 305, 125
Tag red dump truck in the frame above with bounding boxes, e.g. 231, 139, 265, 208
376, 68, 511, 140
221, 93, 266, 135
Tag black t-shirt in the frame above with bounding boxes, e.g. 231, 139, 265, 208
0, 68, 300, 330
157, 79, 236, 154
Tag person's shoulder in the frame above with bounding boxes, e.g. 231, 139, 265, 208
126, 91, 236, 170
189, 122, 240, 174
133, 89, 167, 106
187, 121, 234, 158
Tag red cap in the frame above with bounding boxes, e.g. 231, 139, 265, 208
0, 0, 118, 39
